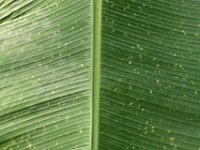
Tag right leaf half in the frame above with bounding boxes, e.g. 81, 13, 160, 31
98, 0, 200, 149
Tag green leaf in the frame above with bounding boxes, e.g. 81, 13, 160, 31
98, 0, 200, 150
0, 0, 92, 149
1, 0, 200, 150
0, 0, 64, 23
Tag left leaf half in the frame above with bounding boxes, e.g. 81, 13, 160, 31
0, 0, 92, 149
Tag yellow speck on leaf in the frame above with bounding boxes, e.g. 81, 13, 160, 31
11, 140, 16, 146
27, 143, 32, 149
3, 147, 7, 150
167, 129, 171, 133
156, 79, 160, 84
169, 137, 175, 142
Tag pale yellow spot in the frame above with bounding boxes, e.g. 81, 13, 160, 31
27, 143, 32, 149
3, 147, 7, 150
11, 140, 16, 145
169, 137, 175, 142
167, 129, 171, 133
156, 79, 160, 84
128, 102, 133, 106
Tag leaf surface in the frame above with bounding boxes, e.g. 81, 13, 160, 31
1, 0, 200, 150
99, 0, 200, 150
0, 0, 92, 149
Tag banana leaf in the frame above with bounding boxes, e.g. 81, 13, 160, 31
99, 0, 200, 150
0, 0, 200, 150
0, 0, 92, 149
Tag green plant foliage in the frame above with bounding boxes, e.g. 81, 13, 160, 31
0, 0, 92, 149
0, 0, 64, 23
99, 0, 200, 150
0, 0, 200, 150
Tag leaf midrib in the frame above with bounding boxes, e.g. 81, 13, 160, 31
92, 0, 102, 150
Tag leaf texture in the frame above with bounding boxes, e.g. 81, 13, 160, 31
1, 0, 200, 150
0, 0, 92, 149
0, 0, 64, 24
99, 0, 200, 150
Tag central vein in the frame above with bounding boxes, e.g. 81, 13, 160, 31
92, 0, 102, 150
